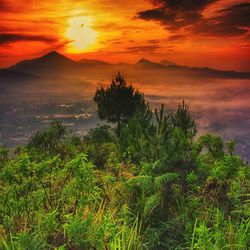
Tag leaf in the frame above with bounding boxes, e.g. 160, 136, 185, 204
143, 193, 161, 217
127, 175, 154, 192
154, 173, 179, 190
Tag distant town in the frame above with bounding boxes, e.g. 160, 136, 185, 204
0, 93, 99, 147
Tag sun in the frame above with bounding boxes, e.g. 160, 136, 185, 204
65, 16, 98, 53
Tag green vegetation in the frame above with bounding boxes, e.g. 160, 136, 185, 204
0, 74, 249, 249
94, 72, 145, 136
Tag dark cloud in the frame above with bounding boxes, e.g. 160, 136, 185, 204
138, 1, 250, 37
168, 34, 185, 41
0, 33, 58, 46
0, 0, 11, 12
147, 39, 160, 44
191, 3, 250, 37
152, 0, 217, 11
0, 0, 23, 13
109, 44, 163, 54
191, 22, 247, 37
219, 3, 250, 27
138, 0, 217, 30
126, 45, 162, 52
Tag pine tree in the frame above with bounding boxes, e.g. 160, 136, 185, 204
93, 73, 145, 136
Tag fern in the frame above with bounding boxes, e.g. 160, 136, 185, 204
127, 175, 154, 192
154, 173, 179, 190
143, 193, 161, 218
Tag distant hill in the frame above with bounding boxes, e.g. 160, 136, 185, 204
136, 58, 166, 69
0, 51, 250, 82
78, 58, 112, 66
0, 69, 40, 85
0, 68, 44, 93
135, 58, 250, 79
9, 51, 81, 76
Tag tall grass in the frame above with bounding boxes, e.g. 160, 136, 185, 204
189, 214, 250, 250
111, 216, 143, 250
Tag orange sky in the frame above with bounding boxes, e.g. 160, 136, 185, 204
0, 0, 250, 71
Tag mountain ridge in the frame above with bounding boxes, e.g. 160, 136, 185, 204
1, 51, 250, 82
78, 58, 112, 66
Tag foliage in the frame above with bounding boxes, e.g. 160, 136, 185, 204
81, 142, 120, 169
120, 104, 173, 163
94, 72, 146, 135
27, 120, 67, 154
0, 80, 249, 249
171, 100, 196, 137
84, 124, 116, 143
0, 152, 99, 249
127, 160, 179, 218
0, 146, 8, 163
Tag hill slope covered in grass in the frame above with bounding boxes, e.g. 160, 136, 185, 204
0, 79, 249, 250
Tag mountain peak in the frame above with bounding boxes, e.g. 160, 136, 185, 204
136, 58, 166, 69
136, 58, 153, 64
9, 50, 78, 76
47, 50, 59, 55
40, 51, 68, 60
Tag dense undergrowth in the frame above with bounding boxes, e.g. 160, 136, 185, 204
0, 78, 249, 249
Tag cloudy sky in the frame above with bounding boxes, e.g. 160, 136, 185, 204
0, 0, 250, 70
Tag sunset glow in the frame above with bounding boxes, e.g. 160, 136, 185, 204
0, 0, 250, 71
65, 16, 98, 53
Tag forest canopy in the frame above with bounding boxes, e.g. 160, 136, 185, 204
0, 74, 249, 250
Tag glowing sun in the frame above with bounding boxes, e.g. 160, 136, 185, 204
65, 16, 98, 52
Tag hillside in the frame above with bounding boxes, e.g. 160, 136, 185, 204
0, 79, 249, 249
3, 51, 250, 81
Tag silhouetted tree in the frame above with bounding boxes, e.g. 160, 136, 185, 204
93, 73, 145, 136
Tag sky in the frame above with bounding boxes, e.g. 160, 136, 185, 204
0, 0, 250, 71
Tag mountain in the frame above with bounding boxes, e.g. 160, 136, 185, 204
0, 69, 40, 84
136, 58, 166, 69
160, 60, 176, 66
136, 58, 176, 67
2, 52, 250, 91
0, 68, 43, 92
78, 58, 111, 66
135, 58, 250, 79
9, 51, 81, 76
